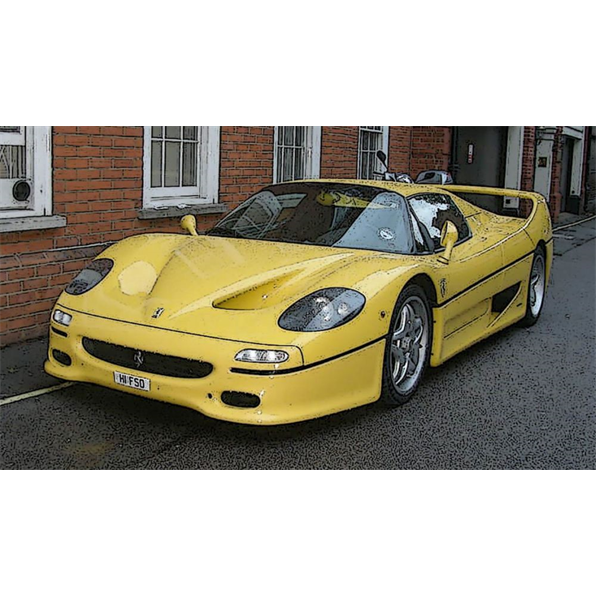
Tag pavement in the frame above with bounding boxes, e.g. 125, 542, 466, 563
552, 213, 596, 256
0, 336, 62, 399
1, 216, 595, 469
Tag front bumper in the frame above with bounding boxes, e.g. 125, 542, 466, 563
45, 307, 384, 425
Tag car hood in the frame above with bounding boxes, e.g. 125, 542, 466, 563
58, 233, 418, 346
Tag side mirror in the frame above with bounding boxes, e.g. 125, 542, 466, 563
439, 221, 458, 263
181, 215, 198, 236
376, 150, 388, 168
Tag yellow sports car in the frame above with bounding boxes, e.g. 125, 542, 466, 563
45, 180, 553, 425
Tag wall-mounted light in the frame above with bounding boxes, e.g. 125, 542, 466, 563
536, 126, 557, 143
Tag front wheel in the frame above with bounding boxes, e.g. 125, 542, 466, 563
380, 285, 432, 406
519, 247, 546, 327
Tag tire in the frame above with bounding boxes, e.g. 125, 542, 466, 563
380, 284, 433, 406
519, 246, 547, 328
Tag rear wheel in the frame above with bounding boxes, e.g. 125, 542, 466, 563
380, 285, 432, 406
519, 247, 546, 327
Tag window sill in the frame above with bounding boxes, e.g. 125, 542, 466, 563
138, 203, 229, 220
0, 215, 67, 233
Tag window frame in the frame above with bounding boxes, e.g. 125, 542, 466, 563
0, 126, 52, 219
357, 126, 389, 180
273, 126, 321, 184
0, 126, 26, 145
142, 126, 220, 209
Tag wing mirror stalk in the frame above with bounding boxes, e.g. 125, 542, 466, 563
181, 215, 199, 236
438, 221, 458, 264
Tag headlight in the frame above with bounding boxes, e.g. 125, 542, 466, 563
235, 349, 289, 364
279, 288, 366, 332
52, 310, 72, 326
65, 258, 114, 295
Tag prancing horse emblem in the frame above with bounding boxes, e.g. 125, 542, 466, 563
440, 278, 447, 298
152, 307, 165, 319
133, 350, 144, 369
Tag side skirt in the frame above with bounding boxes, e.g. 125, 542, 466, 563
430, 260, 532, 367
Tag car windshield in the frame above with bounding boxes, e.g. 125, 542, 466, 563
207, 182, 415, 255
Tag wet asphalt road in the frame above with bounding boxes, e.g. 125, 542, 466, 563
1, 225, 595, 469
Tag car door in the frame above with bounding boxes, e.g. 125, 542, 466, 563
408, 192, 505, 364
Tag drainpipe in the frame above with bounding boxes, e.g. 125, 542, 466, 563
581, 126, 592, 212
449, 127, 459, 182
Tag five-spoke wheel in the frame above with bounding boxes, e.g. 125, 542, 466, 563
381, 284, 432, 405
520, 246, 547, 327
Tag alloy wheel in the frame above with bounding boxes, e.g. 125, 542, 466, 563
390, 296, 429, 394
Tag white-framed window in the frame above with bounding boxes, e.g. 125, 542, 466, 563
358, 126, 389, 179
143, 126, 220, 208
0, 126, 52, 218
273, 126, 321, 183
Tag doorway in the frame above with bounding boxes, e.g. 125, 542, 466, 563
451, 127, 508, 213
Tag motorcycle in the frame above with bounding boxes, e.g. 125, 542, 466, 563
375, 150, 453, 185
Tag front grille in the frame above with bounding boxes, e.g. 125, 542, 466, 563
82, 338, 213, 379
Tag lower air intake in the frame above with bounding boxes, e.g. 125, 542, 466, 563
221, 391, 261, 409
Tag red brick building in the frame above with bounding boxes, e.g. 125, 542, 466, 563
0, 126, 591, 346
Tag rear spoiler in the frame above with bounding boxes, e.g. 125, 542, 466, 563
436, 185, 545, 216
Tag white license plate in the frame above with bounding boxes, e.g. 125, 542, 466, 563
113, 371, 151, 392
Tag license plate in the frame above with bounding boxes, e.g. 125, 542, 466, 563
113, 371, 151, 392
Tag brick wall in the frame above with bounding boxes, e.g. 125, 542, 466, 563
410, 127, 452, 176
388, 127, 412, 174
0, 127, 163, 346
521, 127, 536, 191
320, 127, 359, 179
548, 127, 564, 222
219, 126, 275, 209
0, 245, 114, 345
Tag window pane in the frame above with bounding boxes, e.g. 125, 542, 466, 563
164, 141, 181, 187
0, 145, 26, 179
148, 126, 203, 197
165, 126, 181, 140
275, 126, 310, 183
151, 141, 162, 187
183, 126, 198, 141
182, 142, 197, 186
294, 148, 304, 180
363, 153, 370, 179
359, 127, 384, 179
408, 194, 470, 250
276, 146, 283, 183
283, 126, 294, 146
283, 147, 293, 181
